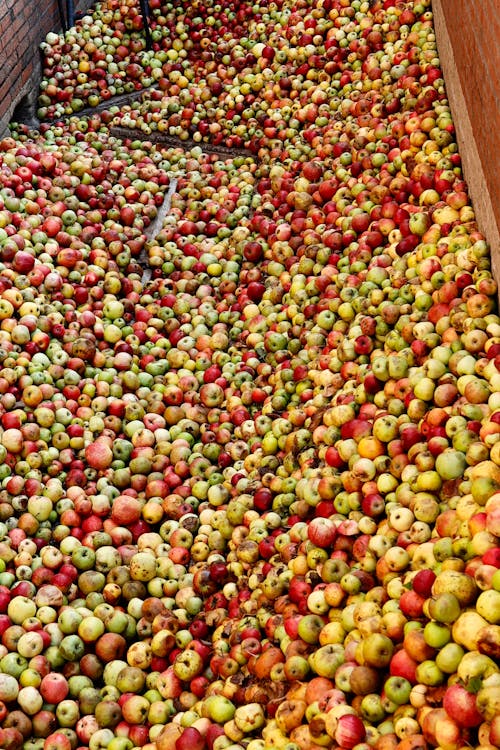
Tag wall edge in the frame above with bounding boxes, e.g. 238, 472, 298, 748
432, 0, 500, 281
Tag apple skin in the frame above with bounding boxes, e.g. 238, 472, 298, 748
203, 695, 235, 724
389, 649, 419, 684
43, 731, 73, 750
297, 614, 325, 645
307, 517, 337, 548
308, 644, 345, 678
403, 628, 437, 663
206, 724, 225, 750
0, 727, 25, 750
399, 589, 426, 618
362, 633, 394, 668
435, 642, 465, 675
176, 726, 206, 750
482, 547, 500, 567
334, 714, 366, 749
443, 683, 483, 727
348, 665, 381, 696
412, 569, 436, 597
423, 621, 451, 650
384, 675, 412, 706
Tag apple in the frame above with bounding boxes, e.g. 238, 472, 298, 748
412, 569, 436, 597
17, 685, 43, 715
423, 621, 451, 649
362, 633, 394, 668
308, 517, 337, 548
435, 643, 465, 675
308, 645, 345, 679
443, 683, 483, 727
297, 615, 325, 645
389, 649, 418, 684
202, 696, 235, 724
383, 676, 412, 706
40, 673, 69, 704
428, 593, 462, 624
335, 714, 366, 749
0, 674, 19, 702
176, 727, 205, 750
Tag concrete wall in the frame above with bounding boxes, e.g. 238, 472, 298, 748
432, 0, 500, 277
0, 0, 94, 136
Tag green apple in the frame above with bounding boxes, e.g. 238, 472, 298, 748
383, 676, 412, 706
476, 590, 500, 624
362, 633, 394, 668
435, 643, 465, 674
428, 592, 461, 624
297, 614, 324, 644
203, 695, 235, 723
415, 660, 445, 686
423, 621, 451, 648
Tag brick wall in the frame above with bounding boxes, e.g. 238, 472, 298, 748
432, 1, 500, 278
0, 0, 94, 136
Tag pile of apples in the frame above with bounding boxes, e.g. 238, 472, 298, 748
37, 0, 269, 121
0, 0, 497, 749
38, 0, 155, 119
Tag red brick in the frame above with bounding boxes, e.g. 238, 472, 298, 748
0, 0, 66, 127
0, 79, 13, 105
21, 65, 34, 85
7, 16, 26, 38
0, 13, 14, 34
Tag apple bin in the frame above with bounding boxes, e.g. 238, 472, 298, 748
0, 1, 499, 750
